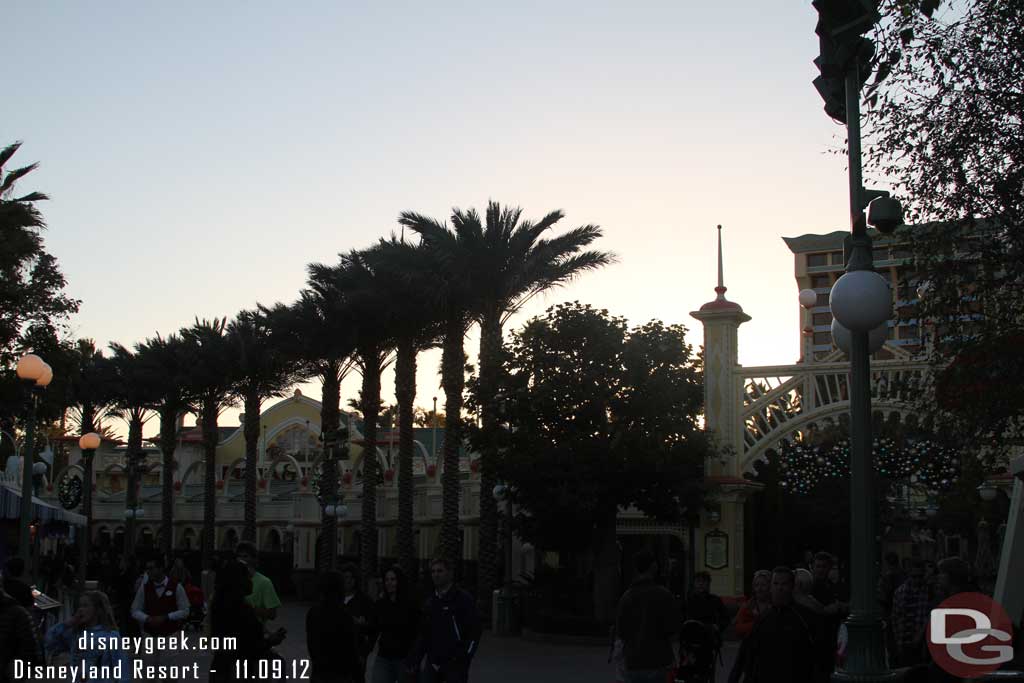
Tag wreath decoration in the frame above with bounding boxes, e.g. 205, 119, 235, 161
59, 474, 83, 510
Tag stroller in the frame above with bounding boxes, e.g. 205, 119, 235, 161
674, 619, 720, 683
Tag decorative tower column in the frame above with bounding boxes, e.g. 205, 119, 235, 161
690, 226, 761, 598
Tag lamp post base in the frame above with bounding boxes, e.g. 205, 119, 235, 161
832, 613, 897, 683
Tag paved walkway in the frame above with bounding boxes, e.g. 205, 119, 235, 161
267, 600, 739, 683
41, 600, 738, 682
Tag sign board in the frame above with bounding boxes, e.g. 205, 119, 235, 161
704, 529, 729, 570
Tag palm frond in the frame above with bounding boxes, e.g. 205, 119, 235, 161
0, 141, 23, 171
1, 163, 40, 194
13, 191, 48, 203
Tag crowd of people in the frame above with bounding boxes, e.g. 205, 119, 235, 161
0, 545, 484, 683
612, 548, 1000, 683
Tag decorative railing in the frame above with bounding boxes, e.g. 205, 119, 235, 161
738, 359, 929, 468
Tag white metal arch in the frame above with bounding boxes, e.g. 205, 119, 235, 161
741, 399, 919, 473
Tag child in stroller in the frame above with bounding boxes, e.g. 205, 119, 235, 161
674, 619, 719, 683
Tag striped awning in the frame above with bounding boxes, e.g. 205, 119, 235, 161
0, 483, 87, 526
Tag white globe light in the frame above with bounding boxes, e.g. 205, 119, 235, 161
830, 271, 892, 332
798, 289, 818, 309
337, 504, 348, 518
831, 319, 888, 354
79, 432, 101, 451
33, 462, 47, 475
16, 354, 46, 381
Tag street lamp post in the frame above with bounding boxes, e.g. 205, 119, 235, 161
78, 432, 101, 586
320, 429, 347, 571
813, 2, 905, 679
16, 354, 52, 571
124, 451, 145, 558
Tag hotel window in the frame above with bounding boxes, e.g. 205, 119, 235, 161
901, 325, 920, 341
831, 251, 844, 265
813, 332, 833, 345
811, 275, 831, 289
873, 247, 890, 262
817, 293, 830, 307
812, 313, 832, 326
808, 253, 829, 267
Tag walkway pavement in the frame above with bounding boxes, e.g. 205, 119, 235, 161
266, 600, 739, 683
42, 599, 738, 682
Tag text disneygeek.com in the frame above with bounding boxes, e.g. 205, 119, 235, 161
13, 633, 239, 682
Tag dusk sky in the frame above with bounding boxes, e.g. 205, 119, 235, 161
6, 2, 861, 433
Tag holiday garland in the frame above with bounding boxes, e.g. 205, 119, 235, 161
59, 474, 83, 510
774, 437, 959, 495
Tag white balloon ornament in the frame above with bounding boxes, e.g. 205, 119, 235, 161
798, 289, 818, 309
829, 271, 892, 332
831, 319, 888, 354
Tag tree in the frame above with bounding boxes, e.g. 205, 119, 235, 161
865, 0, 1024, 460
496, 302, 709, 623
413, 407, 445, 428
365, 238, 444, 579
228, 309, 303, 543
433, 201, 613, 614
107, 343, 158, 557
398, 209, 486, 573
262, 290, 356, 571
181, 318, 237, 569
308, 250, 396, 583
0, 142, 80, 368
135, 333, 193, 558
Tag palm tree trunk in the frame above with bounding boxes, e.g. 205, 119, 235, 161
395, 337, 417, 579
359, 350, 382, 586
440, 315, 465, 574
243, 388, 261, 543
318, 362, 342, 571
159, 406, 178, 560
476, 313, 503, 616
125, 413, 144, 559
202, 399, 219, 570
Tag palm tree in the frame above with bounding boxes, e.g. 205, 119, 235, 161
135, 333, 193, 559
107, 343, 158, 557
262, 292, 356, 571
464, 202, 613, 611
308, 250, 396, 583
397, 210, 481, 573
402, 202, 613, 602
181, 317, 237, 569
364, 238, 443, 578
228, 309, 304, 543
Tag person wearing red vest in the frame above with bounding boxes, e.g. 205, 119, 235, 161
130, 555, 191, 672
131, 556, 190, 637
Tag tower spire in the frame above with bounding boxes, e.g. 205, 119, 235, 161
715, 224, 727, 300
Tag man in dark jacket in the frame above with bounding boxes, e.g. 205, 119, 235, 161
0, 586, 40, 682
407, 557, 482, 683
615, 549, 680, 683
743, 566, 815, 683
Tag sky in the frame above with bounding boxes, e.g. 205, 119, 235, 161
5, 2, 857, 435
